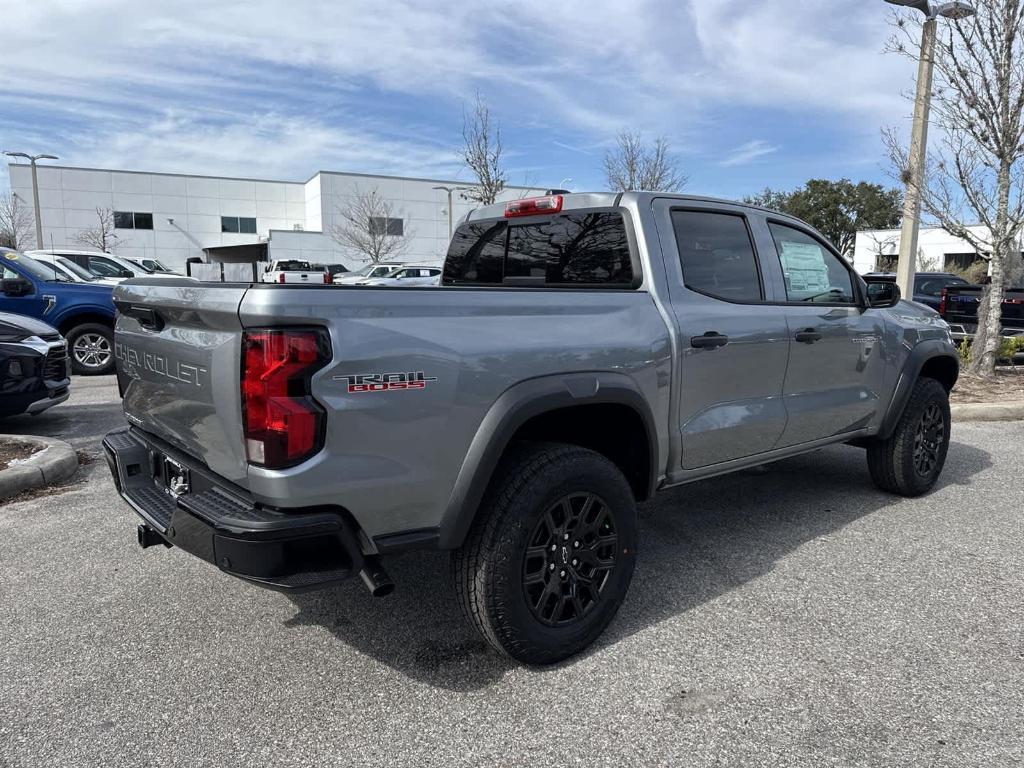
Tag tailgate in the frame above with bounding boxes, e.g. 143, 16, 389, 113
943, 287, 980, 323
113, 280, 251, 485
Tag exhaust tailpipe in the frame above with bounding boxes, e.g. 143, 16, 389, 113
359, 556, 394, 597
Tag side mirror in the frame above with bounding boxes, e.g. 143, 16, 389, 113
119, 269, 134, 278
866, 281, 901, 309
1, 277, 33, 297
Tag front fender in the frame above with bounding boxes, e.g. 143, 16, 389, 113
51, 303, 117, 330
878, 339, 959, 439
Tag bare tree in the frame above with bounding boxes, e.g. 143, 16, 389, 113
0, 193, 35, 250
604, 131, 687, 192
460, 93, 507, 205
329, 188, 411, 264
884, 0, 1024, 376
863, 231, 902, 271
75, 207, 123, 252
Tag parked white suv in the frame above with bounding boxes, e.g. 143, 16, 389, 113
362, 265, 442, 287
26, 250, 177, 281
24, 253, 120, 286
334, 262, 404, 285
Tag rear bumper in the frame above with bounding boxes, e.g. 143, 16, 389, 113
102, 427, 366, 592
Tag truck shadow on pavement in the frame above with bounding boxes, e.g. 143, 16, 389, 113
284, 440, 991, 692
1, 402, 126, 447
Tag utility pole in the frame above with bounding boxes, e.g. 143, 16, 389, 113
884, 0, 976, 298
895, 15, 937, 299
3, 151, 59, 250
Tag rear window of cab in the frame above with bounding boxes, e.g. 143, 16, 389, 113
443, 210, 634, 287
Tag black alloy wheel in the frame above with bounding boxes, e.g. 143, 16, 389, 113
522, 492, 618, 627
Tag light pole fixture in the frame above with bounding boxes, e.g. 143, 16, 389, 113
433, 185, 469, 243
884, 0, 976, 298
3, 151, 59, 250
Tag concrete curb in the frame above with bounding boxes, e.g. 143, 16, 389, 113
951, 401, 1024, 422
0, 434, 79, 501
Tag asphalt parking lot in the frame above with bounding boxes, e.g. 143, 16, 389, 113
2, 377, 1023, 767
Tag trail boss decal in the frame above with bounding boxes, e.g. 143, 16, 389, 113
334, 371, 437, 393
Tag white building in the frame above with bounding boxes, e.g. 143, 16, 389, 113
853, 225, 996, 275
6, 163, 544, 272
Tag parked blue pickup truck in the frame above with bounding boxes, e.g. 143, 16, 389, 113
1, 247, 117, 375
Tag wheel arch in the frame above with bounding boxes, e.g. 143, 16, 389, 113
437, 372, 659, 550
878, 340, 959, 440
56, 311, 116, 337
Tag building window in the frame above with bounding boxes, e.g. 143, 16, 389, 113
944, 252, 985, 271
222, 216, 257, 234
114, 211, 153, 230
369, 217, 404, 236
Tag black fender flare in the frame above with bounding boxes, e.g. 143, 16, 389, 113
878, 339, 959, 439
437, 372, 659, 550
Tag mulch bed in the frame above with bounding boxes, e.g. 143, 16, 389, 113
0, 440, 39, 469
951, 367, 1024, 404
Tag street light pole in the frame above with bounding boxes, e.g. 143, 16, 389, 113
432, 185, 468, 243
884, 0, 976, 298
4, 151, 59, 250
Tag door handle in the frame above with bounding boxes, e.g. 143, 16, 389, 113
690, 331, 729, 349
794, 328, 822, 344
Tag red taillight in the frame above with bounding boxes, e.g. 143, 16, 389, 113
278, 273, 286, 284
323, 272, 331, 284
504, 195, 563, 218
241, 329, 330, 469
939, 288, 947, 316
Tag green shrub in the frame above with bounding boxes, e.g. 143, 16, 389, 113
958, 338, 972, 366
999, 336, 1024, 365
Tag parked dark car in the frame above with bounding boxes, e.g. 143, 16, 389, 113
939, 283, 1024, 358
0, 311, 71, 419
863, 272, 970, 312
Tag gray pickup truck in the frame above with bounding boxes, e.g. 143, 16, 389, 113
103, 192, 959, 664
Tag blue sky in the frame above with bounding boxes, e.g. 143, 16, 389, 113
1, 0, 916, 198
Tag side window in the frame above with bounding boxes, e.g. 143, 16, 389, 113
89, 258, 125, 277
671, 210, 763, 303
768, 223, 856, 304
3, 266, 19, 279
443, 221, 507, 285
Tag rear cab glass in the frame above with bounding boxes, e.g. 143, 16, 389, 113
443, 210, 636, 288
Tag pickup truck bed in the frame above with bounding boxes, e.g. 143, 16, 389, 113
940, 284, 1024, 340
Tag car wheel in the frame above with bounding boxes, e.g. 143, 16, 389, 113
867, 376, 951, 497
452, 442, 637, 665
66, 323, 115, 376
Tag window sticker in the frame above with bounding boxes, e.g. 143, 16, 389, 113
778, 241, 829, 294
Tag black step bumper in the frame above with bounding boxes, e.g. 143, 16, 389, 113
102, 427, 366, 592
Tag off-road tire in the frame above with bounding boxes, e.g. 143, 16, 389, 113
452, 442, 637, 665
66, 323, 115, 376
867, 376, 951, 497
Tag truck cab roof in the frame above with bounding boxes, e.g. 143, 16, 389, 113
464, 191, 801, 224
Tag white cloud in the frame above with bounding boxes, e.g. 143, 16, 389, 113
720, 140, 779, 167
65, 110, 464, 181
1, 0, 916, 184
